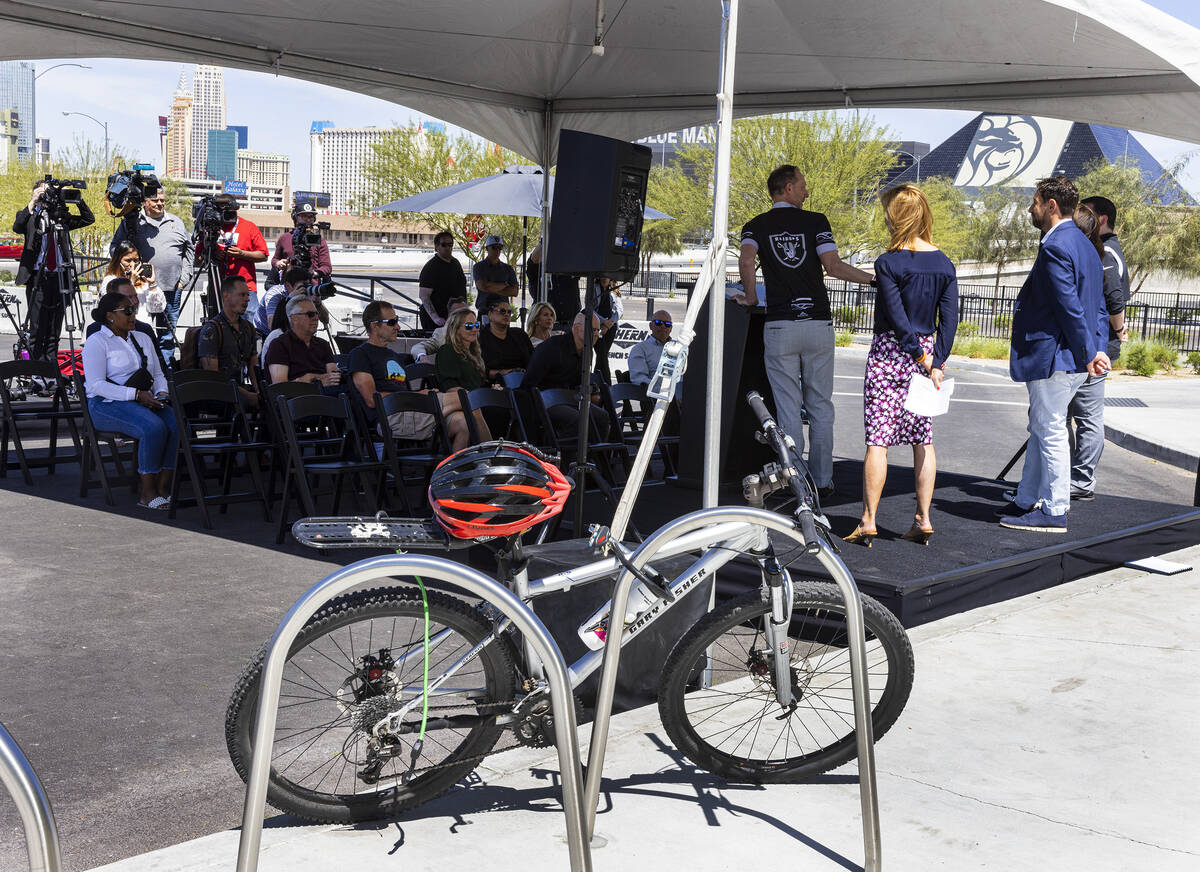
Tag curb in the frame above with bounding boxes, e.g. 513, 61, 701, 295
1104, 425, 1199, 472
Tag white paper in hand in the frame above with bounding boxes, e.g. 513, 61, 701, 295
903, 374, 954, 417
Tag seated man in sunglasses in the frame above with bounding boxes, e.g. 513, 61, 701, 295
478, 299, 533, 381
263, 296, 342, 391
628, 309, 673, 386
350, 301, 471, 451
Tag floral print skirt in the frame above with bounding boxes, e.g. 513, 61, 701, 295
863, 331, 936, 447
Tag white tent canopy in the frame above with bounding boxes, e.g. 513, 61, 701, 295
3, 0, 1200, 164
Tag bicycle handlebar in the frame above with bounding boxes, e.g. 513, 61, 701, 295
745, 391, 821, 551
745, 390, 774, 430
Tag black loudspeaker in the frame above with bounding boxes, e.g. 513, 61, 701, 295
546, 129, 651, 281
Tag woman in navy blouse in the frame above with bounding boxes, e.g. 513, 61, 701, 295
844, 184, 958, 547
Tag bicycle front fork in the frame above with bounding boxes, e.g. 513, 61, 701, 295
759, 550, 796, 710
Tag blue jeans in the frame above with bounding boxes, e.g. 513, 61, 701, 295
244, 289, 261, 327
88, 397, 179, 475
161, 284, 183, 364
1016, 370, 1087, 516
763, 319, 836, 487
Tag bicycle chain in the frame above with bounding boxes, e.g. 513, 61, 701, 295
376, 698, 522, 779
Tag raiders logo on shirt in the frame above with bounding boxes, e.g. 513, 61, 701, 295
769, 232, 807, 268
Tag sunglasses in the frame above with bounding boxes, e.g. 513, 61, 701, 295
651, 319, 673, 327
371, 318, 400, 327
491, 308, 511, 315
297, 310, 319, 319
435, 241, 453, 248
462, 322, 481, 330
113, 306, 138, 316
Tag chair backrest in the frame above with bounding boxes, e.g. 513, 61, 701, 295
502, 371, 525, 390
602, 381, 649, 438
173, 368, 233, 386
0, 359, 64, 384
170, 376, 245, 443
539, 388, 581, 412
403, 362, 438, 391
376, 389, 450, 454
262, 380, 321, 443
463, 387, 526, 443
277, 392, 367, 462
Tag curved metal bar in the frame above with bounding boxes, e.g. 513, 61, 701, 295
0, 721, 61, 872
235, 554, 592, 872
584, 506, 881, 872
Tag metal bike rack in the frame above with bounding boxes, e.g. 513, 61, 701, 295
0, 721, 62, 872
584, 506, 883, 872
235, 553, 592, 872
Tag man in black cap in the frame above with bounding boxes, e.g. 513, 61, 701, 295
270, 201, 331, 287
472, 234, 519, 318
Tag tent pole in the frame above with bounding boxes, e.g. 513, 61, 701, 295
540, 102, 552, 305
522, 215, 528, 313
703, 0, 738, 508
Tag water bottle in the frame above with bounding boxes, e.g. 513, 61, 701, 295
576, 580, 659, 651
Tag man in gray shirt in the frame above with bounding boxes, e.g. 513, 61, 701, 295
110, 186, 194, 361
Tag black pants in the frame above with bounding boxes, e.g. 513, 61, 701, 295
24, 272, 67, 364
593, 327, 616, 385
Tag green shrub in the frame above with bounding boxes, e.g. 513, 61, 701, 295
1120, 340, 1177, 376
835, 329, 854, 347
993, 313, 1012, 332
951, 337, 1009, 359
1186, 351, 1200, 375
1125, 304, 1139, 325
0, 269, 14, 284
1153, 327, 1186, 349
834, 305, 865, 327
957, 321, 980, 337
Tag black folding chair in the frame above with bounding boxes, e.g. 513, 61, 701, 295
274, 393, 389, 542
402, 362, 439, 391
602, 381, 681, 479
460, 387, 527, 444
501, 371, 525, 390
167, 378, 273, 529
261, 380, 321, 499
0, 360, 83, 485
72, 374, 139, 506
375, 390, 452, 515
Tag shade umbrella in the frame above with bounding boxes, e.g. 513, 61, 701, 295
376, 165, 671, 305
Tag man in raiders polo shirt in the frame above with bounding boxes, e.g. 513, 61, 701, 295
736, 164, 875, 498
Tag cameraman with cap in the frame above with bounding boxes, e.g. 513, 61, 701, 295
110, 182, 194, 363
472, 234, 519, 320
270, 202, 331, 288
210, 193, 269, 324
13, 178, 95, 365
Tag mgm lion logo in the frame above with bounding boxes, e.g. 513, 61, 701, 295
769, 232, 807, 268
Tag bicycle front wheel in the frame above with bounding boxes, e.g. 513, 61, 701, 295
658, 582, 914, 782
225, 587, 514, 823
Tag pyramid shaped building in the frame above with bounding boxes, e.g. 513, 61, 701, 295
889, 113, 1192, 205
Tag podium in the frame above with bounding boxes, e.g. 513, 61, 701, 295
677, 300, 777, 489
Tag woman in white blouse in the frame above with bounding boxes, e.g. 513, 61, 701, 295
83, 292, 178, 509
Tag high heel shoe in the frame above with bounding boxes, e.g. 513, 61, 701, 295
843, 526, 878, 547
900, 525, 934, 546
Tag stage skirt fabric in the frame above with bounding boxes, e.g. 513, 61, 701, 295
863, 331, 936, 447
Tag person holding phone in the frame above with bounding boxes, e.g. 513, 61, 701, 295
105, 241, 168, 342
82, 291, 177, 509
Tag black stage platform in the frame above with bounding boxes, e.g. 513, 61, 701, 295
617, 460, 1200, 628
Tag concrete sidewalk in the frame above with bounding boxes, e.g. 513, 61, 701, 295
91, 544, 1200, 872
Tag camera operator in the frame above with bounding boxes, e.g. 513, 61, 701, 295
270, 202, 331, 287
109, 184, 193, 362
208, 194, 268, 323
12, 178, 95, 364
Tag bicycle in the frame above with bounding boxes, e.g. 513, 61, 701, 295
225, 393, 914, 823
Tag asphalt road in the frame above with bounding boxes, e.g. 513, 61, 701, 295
0, 353, 1194, 871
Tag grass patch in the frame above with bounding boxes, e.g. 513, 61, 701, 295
951, 336, 1009, 359
1187, 351, 1200, 375
956, 321, 980, 338
835, 329, 854, 347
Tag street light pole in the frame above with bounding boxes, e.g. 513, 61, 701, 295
62, 110, 108, 169
894, 148, 922, 184
33, 64, 91, 159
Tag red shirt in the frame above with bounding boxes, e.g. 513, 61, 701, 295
212, 217, 268, 292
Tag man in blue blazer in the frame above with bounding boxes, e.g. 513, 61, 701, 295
999, 176, 1109, 532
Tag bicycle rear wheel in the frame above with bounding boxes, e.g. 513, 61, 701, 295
658, 582, 914, 782
225, 586, 514, 823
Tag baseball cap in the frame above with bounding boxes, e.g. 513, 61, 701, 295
484, 235, 504, 247
293, 202, 317, 216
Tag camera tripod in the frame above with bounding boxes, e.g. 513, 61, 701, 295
180, 230, 226, 323
15, 213, 87, 394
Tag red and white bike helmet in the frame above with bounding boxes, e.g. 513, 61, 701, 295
428, 441, 571, 539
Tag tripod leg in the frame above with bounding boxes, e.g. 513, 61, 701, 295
995, 439, 1028, 483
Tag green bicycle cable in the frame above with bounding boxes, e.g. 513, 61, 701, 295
397, 551, 430, 779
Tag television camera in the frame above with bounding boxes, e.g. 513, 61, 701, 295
105, 164, 159, 218
291, 221, 334, 297
34, 176, 87, 223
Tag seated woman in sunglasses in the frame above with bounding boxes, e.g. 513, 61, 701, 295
434, 308, 493, 441
82, 291, 177, 510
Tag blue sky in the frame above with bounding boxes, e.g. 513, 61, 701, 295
30, 0, 1200, 195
